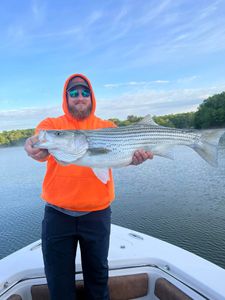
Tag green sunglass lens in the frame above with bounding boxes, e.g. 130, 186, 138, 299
69, 90, 79, 97
82, 90, 90, 97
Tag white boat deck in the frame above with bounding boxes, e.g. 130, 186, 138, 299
0, 224, 225, 299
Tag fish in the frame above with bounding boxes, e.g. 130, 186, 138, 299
33, 115, 225, 184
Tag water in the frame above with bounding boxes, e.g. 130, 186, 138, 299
0, 139, 225, 269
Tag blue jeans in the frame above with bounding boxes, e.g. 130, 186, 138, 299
42, 205, 111, 300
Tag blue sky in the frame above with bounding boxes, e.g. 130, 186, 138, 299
1, 0, 225, 130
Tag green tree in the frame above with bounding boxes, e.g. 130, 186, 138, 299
0, 129, 34, 146
194, 92, 225, 128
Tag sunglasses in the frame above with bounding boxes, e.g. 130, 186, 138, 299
68, 88, 91, 98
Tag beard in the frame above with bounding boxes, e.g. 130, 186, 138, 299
68, 103, 92, 120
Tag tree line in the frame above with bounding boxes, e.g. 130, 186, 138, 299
0, 91, 225, 146
0, 129, 34, 147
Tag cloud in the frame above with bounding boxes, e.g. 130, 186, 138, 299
104, 80, 170, 88
86, 10, 103, 26
111, 1, 225, 69
31, 0, 46, 23
103, 77, 198, 89
7, 25, 26, 42
176, 76, 199, 84
2, 0, 225, 68
0, 106, 61, 131
134, 0, 172, 27
96, 85, 225, 119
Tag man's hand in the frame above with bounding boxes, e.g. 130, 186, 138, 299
24, 135, 49, 161
131, 150, 153, 165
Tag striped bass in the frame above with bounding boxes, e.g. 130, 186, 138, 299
34, 115, 225, 183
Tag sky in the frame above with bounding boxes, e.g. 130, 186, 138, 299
0, 0, 225, 131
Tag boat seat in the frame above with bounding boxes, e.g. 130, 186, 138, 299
154, 278, 193, 300
31, 273, 148, 300
6, 295, 22, 300
108, 273, 148, 299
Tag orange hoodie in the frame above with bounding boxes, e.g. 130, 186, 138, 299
35, 74, 116, 211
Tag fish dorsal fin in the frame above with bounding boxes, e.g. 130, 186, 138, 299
136, 115, 159, 126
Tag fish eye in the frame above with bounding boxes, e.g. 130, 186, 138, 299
55, 131, 64, 136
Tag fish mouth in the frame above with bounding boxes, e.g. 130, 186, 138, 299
32, 130, 48, 148
32, 141, 44, 148
32, 137, 48, 148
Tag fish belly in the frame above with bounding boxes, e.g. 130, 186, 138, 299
74, 150, 134, 168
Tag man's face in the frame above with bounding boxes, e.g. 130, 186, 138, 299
67, 86, 92, 120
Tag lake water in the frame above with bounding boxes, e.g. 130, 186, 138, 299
0, 137, 225, 269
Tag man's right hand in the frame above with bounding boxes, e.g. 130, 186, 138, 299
24, 135, 49, 161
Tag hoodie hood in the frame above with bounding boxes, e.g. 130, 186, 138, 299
62, 73, 96, 124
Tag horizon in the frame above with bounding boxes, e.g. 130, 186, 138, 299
1, 0, 225, 131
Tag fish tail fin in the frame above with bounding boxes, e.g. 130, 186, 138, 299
193, 129, 224, 167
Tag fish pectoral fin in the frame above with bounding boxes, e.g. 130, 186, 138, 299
151, 144, 174, 160
92, 168, 110, 184
89, 148, 111, 155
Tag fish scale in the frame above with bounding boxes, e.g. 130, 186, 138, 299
84, 127, 199, 149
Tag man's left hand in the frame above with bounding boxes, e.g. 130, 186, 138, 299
131, 150, 153, 165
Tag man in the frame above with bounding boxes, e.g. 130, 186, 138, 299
24, 74, 153, 300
